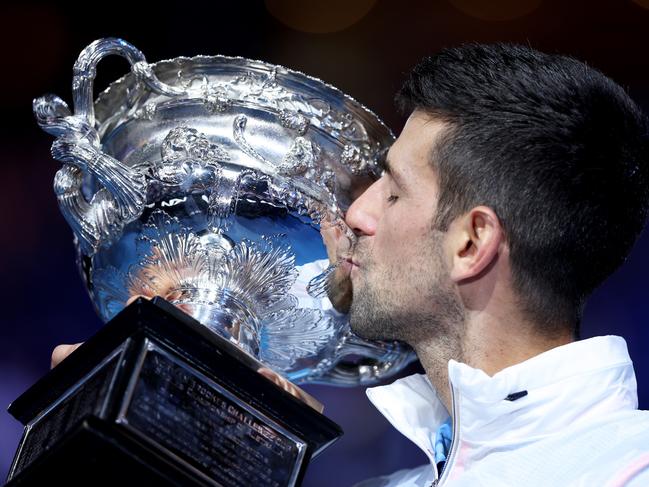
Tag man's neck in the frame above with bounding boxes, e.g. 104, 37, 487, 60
411, 315, 574, 415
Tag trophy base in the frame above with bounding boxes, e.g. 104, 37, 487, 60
6, 416, 216, 486
6, 298, 342, 486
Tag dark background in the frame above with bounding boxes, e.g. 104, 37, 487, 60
1, 1, 649, 485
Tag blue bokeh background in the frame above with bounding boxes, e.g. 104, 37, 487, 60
1, 2, 648, 485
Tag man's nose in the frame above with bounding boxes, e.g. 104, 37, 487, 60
344, 181, 380, 237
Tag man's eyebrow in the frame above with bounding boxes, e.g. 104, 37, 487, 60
379, 157, 405, 188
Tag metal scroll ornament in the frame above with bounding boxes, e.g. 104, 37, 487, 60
33, 38, 416, 386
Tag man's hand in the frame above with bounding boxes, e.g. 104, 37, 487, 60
50, 343, 323, 412
50, 342, 83, 369
257, 367, 323, 412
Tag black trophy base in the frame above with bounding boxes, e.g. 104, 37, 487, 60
6, 298, 342, 486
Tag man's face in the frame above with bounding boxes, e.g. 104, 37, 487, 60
344, 111, 462, 343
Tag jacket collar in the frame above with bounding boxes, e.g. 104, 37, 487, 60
366, 336, 638, 469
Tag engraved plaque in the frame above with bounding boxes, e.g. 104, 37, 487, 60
119, 342, 306, 487
10, 347, 123, 478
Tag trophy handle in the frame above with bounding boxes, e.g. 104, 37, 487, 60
33, 38, 185, 254
313, 332, 418, 386
71, 37, 185, 128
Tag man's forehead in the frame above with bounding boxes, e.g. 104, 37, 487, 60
403, 110, 448, 141
384, 111, 447, 175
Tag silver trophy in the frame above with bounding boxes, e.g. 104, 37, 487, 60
7, 38, 415, 486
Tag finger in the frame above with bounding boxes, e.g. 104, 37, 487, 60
126, 294, 153, 306
257, 367, 323, 412
258, 367, 300, 395
50, 343, 82, 369
257, 367, 284, 387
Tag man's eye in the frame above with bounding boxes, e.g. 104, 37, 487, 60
387, 194, 399, 203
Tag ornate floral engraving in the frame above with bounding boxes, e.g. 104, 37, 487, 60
93, 210, 338, 371
279, 109, 309, 135
260, 307, 337, 369
278, 137, 319, 176
161, 126, 230, 164
152, 126, 227, 185
133, 102, 157, 120
171, 64, 386, 173
232, 114, 272, 166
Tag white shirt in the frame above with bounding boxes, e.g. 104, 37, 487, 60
356, 336, 649, 487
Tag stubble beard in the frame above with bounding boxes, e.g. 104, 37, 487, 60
348, 234, 465, 347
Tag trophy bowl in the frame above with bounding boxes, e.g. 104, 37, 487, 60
6, 38, 416, 486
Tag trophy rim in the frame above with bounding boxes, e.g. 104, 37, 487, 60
94, 53, 396, 144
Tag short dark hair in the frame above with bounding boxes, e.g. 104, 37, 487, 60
396, 43, 649, 337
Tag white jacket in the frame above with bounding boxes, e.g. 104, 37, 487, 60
356, 336, 649, 487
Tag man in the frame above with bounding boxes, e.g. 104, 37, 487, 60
53, 43, 649, 486
332, 43, 649, 486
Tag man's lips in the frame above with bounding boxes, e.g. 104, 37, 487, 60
340, 257, 360, 274
340, 255, 358, 265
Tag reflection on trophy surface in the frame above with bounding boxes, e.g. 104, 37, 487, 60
7, 37, 416, 486
34, 37, 415, 386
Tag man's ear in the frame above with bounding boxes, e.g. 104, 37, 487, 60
447, 206, 504, 283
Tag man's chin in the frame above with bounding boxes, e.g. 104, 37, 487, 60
349, 312, 392, 342
349, 324, 377, 341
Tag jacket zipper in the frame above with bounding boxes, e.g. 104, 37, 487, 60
431, 382, 459, 487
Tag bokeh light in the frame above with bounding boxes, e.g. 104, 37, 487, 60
265, 0, 377, 33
